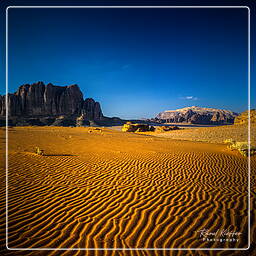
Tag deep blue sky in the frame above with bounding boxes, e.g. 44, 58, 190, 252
0, 1, 254, 119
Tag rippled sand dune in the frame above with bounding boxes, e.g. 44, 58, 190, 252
0, 126, 255, 256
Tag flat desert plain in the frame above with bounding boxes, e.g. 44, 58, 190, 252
0, 125, 255, 256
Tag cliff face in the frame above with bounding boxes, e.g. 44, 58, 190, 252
234, 109, 256, 124
0, 82, 103, 126
82, 98, 103, 120
156, 106, 238, 125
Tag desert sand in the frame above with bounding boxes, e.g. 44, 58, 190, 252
139, 124, 256, 146
0, 126, 255, 256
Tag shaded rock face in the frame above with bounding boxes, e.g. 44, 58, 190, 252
156, 106, 238, 125
0, 82, 103, 126
82, 98, 102, 120
76, 114, 90, 127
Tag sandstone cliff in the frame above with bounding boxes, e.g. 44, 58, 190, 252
234, 109, 256, 124
156, 106, 238, 125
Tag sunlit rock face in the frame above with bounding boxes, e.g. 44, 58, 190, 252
156, 106, 238, 125
234, 109, 256, 124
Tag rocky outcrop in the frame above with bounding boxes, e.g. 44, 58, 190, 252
122, 122, 155, 132
0, 82, 103, 126
156, 106, 238, 125
234, 109, 256, 124
155, 126, 180, 132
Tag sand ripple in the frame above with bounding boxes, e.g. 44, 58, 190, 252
0, 127, 254, 256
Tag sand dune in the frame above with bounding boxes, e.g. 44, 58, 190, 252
0, 126, 255, 256
143, 124, 256, 147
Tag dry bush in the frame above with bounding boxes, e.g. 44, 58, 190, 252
224, 139, 256, 157
223, 139, 235, 144
35, 147, 44, 156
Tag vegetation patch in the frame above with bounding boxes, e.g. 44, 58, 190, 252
35, 147, 44, 156
224, 140, 256, 157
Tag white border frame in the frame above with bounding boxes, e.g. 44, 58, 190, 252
5, 5, 251, 251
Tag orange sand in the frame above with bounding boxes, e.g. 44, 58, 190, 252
0, 126, 255, 256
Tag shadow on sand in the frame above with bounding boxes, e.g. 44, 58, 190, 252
44, 154, 76, 157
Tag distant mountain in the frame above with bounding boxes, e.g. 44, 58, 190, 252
155, 106, 238, 125
234, 109, 256, 124
0, 82, 104, 126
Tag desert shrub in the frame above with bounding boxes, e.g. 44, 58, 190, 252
35, 147, 44, 156
223, 139, 236, 145
224, 140, 256, 157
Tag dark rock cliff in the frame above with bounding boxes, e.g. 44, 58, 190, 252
0, 82, 103, 126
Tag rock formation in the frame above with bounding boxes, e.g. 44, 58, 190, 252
122, 122, 155, 132
0, 82, 103, 126
156, 106, 238, 125
234, 109, 256, 124
155, 125, 180, 132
